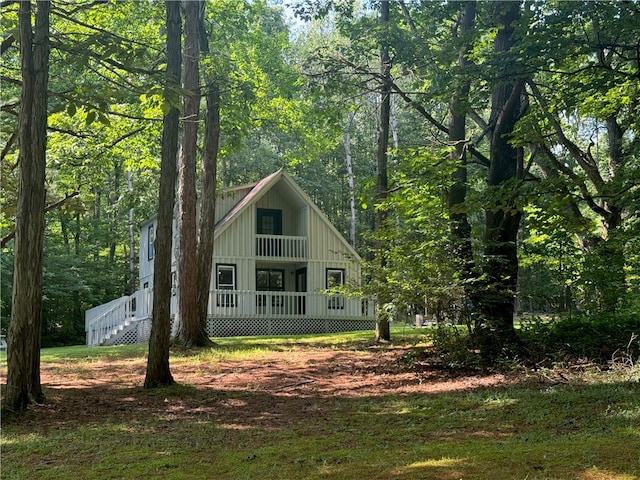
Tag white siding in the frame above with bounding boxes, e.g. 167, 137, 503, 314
215, 186, 253, 223
255, 186, 306, 236
138, 172, 363, 320
139, 217, 155, 288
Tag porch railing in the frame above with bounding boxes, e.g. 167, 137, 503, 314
208, 289, 373, 319
86, 288, 373, 346
255, 234, 307, 259
84, 289, 153, 346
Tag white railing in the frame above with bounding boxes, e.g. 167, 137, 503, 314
208, 289, 374, 320
86, 287, 373, 346
85, 289, 153, 346
255, 234, 307, 259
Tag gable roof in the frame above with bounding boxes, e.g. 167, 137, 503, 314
215, 169, 361, 261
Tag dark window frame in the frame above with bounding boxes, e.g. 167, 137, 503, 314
326, 268, 346, 309
147, 224, 155, 260
216, 263, 237, 307
257, 208, 283, 235
256, 268, 285, 291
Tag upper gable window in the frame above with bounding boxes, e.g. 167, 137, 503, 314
257, 208, 282, 235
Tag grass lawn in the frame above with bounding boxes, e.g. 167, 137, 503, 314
1, 327, 639, 479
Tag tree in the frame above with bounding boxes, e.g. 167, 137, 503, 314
144, 0, 182, 389
5, 0, 50, 411
474, 2, 526, 354
374, 0, 392, 342
523, 1, 640, 314
196, 7, 221, 337
176, 0, 210, 347
2, 0, 165, 347
446, 1, 476, 302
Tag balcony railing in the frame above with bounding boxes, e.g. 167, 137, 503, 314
256, 234, 307, 259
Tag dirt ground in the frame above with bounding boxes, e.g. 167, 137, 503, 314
19, 345, 519, 431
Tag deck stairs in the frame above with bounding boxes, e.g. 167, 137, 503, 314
85, 290, 153, 347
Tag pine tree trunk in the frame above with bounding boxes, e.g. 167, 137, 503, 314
144, 0, 181, 388
127, 171, 136, 295
196, 82, 220, 339
177, 0, 208, 347
5, 0, 50, 411
375, 0, 391, 343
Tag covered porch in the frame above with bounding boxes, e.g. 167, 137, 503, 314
85, 288, 375, 347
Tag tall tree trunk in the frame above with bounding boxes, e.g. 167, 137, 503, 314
177, 0, 207, 347
127, 170, 136, 295
195, 8, 220, 342
5, 0, 50, 411
144, 0, 181, 388
375, 0, 391, 342
447, 1, 476, 317
344, 109, 357, 248
195, 84, 219, 340
476, 2, 523, 356
587, 114, 625, 313
108, 160, 121, 264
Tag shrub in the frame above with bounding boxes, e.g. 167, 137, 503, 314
519, 313, 640, 366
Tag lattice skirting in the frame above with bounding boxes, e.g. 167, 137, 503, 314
107, 317, 375, 345
205, 317, 375, 338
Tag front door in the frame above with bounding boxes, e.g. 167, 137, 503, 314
295, 267, 307, 315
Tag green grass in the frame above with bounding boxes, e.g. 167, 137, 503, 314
2, 328, 639, 480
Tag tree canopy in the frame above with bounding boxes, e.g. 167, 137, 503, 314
1, 0, 638, 370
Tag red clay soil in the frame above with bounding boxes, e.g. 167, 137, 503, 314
9, 345, 519, 431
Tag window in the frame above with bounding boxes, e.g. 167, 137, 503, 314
256, 269, 284, 291
326, 268, 345, 289
216, 264, 236, 307
256, 268, 284, 309
257, 208, 282, 235
326, 268, 345, 309
147, 224, 155, 260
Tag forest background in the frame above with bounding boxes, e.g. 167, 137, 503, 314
1, 0, 639, 353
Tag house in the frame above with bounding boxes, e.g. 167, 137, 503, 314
85, 170, 374, 346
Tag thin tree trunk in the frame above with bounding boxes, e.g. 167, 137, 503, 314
144, 0, 181, 388
127, 170, 136, 295
344, 109, 357, 248
375, 0, 391, 343
177, 0, 206, 347
5, 0, 50, 411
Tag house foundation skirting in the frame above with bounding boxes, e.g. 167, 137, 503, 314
204, 317, 375, 338
101, 316, 375, 346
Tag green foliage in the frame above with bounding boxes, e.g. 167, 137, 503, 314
429, 325, 483, 370
520, 314, 640, 366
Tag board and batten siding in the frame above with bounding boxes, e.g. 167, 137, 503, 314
214, 207, 254, 259
254, 186, 307, 237
138, 171, 361, 307
215, 186, 253, 224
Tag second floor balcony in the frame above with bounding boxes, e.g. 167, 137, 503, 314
255, 234, 307, 260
